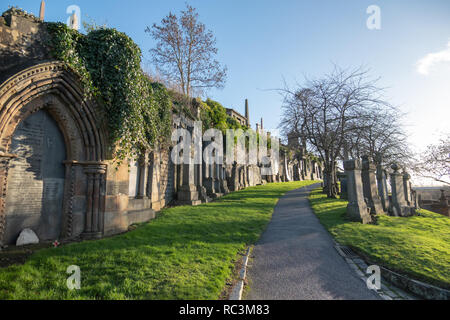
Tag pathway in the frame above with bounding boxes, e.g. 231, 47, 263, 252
246, 183, 380, 300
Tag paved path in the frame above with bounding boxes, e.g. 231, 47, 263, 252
246, 184, 380, 300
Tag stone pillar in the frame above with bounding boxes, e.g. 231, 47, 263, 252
390, 163, 414, 217
376, 165, 390, 213
196, 162, 209, 203
204, 162, 217, 197
403, 172, 412, 206
230, 162, 239, 191
344, 159, 371, 224
82, 163, 107, 239
136, 153, 149, 199
0, 153, 14, 247
337, 172, 348, 200
177, 157, 201, 205
148, 151, 163, 210
283, 156, 291, 181
219, 163, 229, 194
214, 163, 223, 195
361, 156, 384, 215
412, 190, 419, 209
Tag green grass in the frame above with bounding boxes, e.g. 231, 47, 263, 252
0, 181, 318, 300
308, 188, 450, 289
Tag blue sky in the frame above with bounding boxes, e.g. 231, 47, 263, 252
3, 0, 450, 155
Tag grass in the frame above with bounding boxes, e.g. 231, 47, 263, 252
0, 180, 318, 300
308, 188, 450, 289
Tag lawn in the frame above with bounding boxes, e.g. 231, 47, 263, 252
0, 180, 318, 300
308, 188, 450, 289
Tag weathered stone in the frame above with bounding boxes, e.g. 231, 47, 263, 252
390, 163, 415, 217
376, 165, 390, 213
16, 228, 39, 246
361, 156, 384, 215
344, 159, 371, 224
337, 172, 348, 200
403, 172, 412, 206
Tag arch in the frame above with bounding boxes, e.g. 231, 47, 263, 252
0, 61, 107, 160
0, 62, 109, 244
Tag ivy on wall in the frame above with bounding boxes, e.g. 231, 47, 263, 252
46, 22, 172, 165
44, 21, 269, 162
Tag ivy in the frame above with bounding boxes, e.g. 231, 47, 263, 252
45, 22, 172, 164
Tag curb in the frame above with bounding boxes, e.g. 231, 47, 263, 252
379, 265, 450, 300
334, 243, 417, 300
229, 247, 251, 300
335, 243, 449, 300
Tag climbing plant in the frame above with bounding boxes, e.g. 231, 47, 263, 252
46, 22, 172, 165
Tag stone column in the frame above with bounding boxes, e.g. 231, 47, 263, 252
82, 163, 107, 239
148, 151, 163, 210
196, 162, 209, 203
214, 163, 223, 195
376, 165, 390, 213
0, 153, 14, 247
230, 162, 239, 191
204, 162, 216, 197
337, 172, 348, 200
136, 153, 149, 199
361, 156, 384, 215
412, 190, 419, 209
177, 155, 201, 205
344, 159, 371, 224
300, 159, 306, 180
219, 162, 229, 194
390, 163, 414, 217
403, 172, 412, 206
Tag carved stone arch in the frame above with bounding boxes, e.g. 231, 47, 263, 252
0, 61, 109, 244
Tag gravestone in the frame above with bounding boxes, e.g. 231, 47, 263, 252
344, 159, 371, 224
376, 165, 390, 213
403, 172, 412, 206
390, 163, 415, 217
337, 172, 348, 200
4, 110, 66, 244
361, 156, 384, 215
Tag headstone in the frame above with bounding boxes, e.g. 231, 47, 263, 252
376, 165, 390, 213
361, 156, 384, 215
390, 163, 415, 217
177, 142, 201, 205
403, 172, 412, 206
16, 228, 39, 246
337, 172, 348, 200
344, 159, 371, 224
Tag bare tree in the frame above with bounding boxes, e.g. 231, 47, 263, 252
280, 66, 392, 198
146, 4, 227, 97
343, 107, 412, 167
413, 134, 450, 185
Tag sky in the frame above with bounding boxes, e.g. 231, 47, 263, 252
2, 0, 450, 183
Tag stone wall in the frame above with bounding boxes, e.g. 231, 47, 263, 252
0, 10, 323, 246
0, 9, 50, 83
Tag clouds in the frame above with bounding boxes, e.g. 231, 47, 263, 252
416, 40, 450, 75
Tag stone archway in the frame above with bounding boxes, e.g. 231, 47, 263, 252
4, 109, 66, 243
0, 62, 108, 245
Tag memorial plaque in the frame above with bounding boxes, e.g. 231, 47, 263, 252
4, 110, 66, 244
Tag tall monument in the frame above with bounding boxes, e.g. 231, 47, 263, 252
39, 1, 45, 21
245, 99, 249, 126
